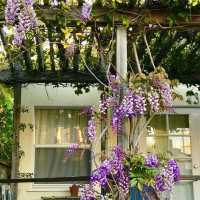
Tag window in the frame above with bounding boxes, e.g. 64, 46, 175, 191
34, 108, 91, 181
146, 114, 192, 175
146, 114, 193, 200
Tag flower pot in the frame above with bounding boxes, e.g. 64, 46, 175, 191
69, 184, 79, 197
130, 186, 159, 200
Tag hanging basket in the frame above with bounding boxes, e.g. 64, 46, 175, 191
130, 186, 160, 200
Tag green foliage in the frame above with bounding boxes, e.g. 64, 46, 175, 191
125, 154, 158, 190
0, 96, 13, 161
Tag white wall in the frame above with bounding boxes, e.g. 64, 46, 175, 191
18, 83, 200, 200
18, 84, 101, 200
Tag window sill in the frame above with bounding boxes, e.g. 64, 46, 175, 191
41, 197, 80, 200
27, 184, 72, 192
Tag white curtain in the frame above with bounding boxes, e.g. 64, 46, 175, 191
35, 109, 88, 144
34, 109, 90, 179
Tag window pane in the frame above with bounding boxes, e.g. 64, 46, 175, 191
168, 115, 192, 157
35, 148, 91, 178
35, 109, 87, 144
147, 114, 192, 157
176, 159, 192, 175
169, 136, 191, 157
146, 115, 167, 153
147, 115, 167, 135
146, 136, 168, 153
169, 115, 189, 132
172, 182, 194, 200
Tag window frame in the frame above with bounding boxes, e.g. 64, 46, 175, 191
31, 106, 91, 190
145, 112, 194, 199
146, 113, 192, 160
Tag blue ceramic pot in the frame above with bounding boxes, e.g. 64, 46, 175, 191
130, 186, 159, 200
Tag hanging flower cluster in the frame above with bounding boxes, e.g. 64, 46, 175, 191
112, 90, 147, 131
87, 118, 96, 142
96, 67, 174, 134
80, 184, 96, 200
81, 0, 94, 21
155, 159, 180, 192
64, 143, 79, 158
5, 0, 37, 46
81, 106, 97, 142
81, 146, 129, 200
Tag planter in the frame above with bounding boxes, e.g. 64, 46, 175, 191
130, 186, 159, 200
69, 184, 79, 197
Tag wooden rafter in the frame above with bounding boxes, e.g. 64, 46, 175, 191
0, 8, 200, 27
0, 69, 107, 84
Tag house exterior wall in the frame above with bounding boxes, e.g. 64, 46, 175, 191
18, 83, 200, 200
18, 84, 101, 200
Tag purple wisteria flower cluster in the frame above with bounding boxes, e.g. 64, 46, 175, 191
148, 93, 160, 112
80, 149, 180, 199
87, 118, 96, 142
145, 154, 159, 167
144, 155, 180, 192
153, 79, 173, 111
108, 74, 120, 93
112, 90, 146, 131
64, 143, 79, 157
5, 0, 37, 46
81, 0, 93, 21
155, 159, 180, 192
81, 146, 129, 200
99, 96, 118, 115
80, 185, 96, 200
65, 43, 76, 57
97, 68, 175, 133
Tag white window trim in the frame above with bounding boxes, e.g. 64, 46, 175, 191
30, 107, 91, 191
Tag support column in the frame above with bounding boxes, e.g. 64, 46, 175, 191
116, 26, 128, 150
107, 26, 128, 153
11, 84, 21, 200
116, 26, 127, 79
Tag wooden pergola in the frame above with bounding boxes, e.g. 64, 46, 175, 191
0, 2, 200, 199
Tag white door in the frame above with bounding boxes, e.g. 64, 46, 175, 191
143, 107, 200, 200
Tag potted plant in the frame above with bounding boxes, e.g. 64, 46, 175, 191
69, 184, 79, 197
80, 147, 180, 200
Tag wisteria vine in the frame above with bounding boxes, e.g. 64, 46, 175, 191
5, 0, 37, 46
78, 66, 180, 199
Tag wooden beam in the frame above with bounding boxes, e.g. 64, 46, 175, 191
0, 8, 200, 27
0, 176, 89, 183
0, 175, 197, 183
0, 69, 107, 84
11, 84, 21, 200
29, 8, 200, 27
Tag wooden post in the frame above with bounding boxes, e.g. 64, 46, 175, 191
107, 26, 127, 153
11, 84, 21, 200
116, 26, 127, 79
116, 26, 129, 150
